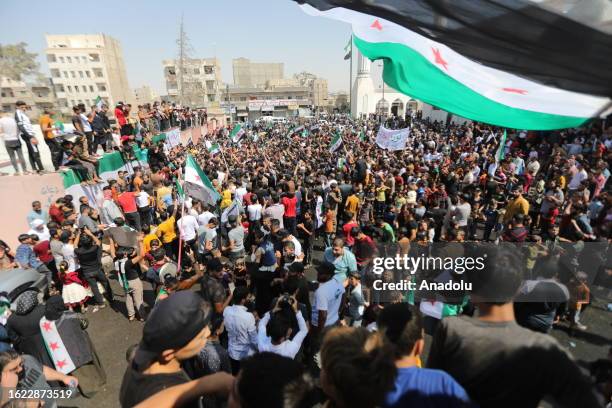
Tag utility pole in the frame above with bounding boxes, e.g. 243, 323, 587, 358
176, 14, 196, 106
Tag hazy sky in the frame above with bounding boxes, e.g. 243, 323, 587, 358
0, 0, 382, 94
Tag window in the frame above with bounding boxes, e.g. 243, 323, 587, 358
80, 86, 86, 92
71, 100, 76, 106
204, 66, 213, 74
75, 87, 79, 93
55, 84, 64, 92
59, 56, 65, 63
63, 71, 69, 78
89, 85, 94, 92
78, 100, 83, 104
85, 71, 91, 78
79, 71, 84, 79
51, 69, 60, 78
88, 54, 100, 62
97, 83, 106, 92
70, 71, 76, 78
93, 68, 103, 78
47, 54, 56, 63
66, 56, 72, 63
67, 85, 72, 92
193, 68, 200, 75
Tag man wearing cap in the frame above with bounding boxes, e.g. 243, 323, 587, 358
120, 291, 223, 407
27, 219, 50, 242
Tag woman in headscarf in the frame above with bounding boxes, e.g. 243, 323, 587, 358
5, 291, 53, 367
39, 295, 106, 398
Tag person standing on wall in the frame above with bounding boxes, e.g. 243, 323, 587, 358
15, 101, 44, 173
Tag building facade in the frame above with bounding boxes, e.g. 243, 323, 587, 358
311, 78, 329, 108
163, 58, 222, 107
45, 34, 133, 114
133, 85, 158, 106
223, 85, 312, 121
232, 58, 284, 88
0, 77, 57, 119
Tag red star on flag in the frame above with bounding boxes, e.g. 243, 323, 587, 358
42, 322, 52, 332
56, 360, 67, 369
431, 47, 449, 71
371, 19, 383, 31
50, 342, 60, 351
502, 87, 528, 95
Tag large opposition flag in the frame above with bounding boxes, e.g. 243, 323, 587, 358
184, 154, 220, 206
230, 124, 245, 143
297, 2, 612, 130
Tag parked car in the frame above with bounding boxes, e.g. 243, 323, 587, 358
0, 268, 48, 304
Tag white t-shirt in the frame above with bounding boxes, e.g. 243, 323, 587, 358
311, 278, 345, 327
247, 203, 263, 221
61, 243, 79, 272
568, 169, 588, 190
136, 191, 150, 208
197, 211, 215, 227
0, 116, 19, 142
177, 214, 199, 241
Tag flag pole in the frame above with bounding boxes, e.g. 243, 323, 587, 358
176, 180, 187, 272
349, 33, 353, 118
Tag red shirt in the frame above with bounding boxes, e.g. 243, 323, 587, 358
33, 241, 53, 263
281, 196, 297, 218
49, 204, 64, 224
117, 192, 138, 214
115, 107, 127, 126
343, 221, 359, 246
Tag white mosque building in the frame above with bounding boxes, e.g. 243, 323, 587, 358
351, 49, 470, 125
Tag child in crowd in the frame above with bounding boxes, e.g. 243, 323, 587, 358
58, 260, 91, 312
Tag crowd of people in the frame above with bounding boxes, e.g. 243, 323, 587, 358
0, 98, 611, 407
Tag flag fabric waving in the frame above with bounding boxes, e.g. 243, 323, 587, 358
329, 132, 343, 152
230, 124, 245, 143
495, 130, 507, 164
298, 3, 612, 130
95, 96, 104, 110
344, 36, 352, 60
296, 0, 612, 98
184, 154, 220, 205
208, 142, 221, 155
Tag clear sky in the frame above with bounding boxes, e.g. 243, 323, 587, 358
0, 0, 376, 94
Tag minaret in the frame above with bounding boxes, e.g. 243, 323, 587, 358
351, 49, 375, 118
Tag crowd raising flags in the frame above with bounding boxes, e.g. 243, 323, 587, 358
297, 1, 612, 130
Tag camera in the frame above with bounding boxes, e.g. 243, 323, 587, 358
279, 292, 294, 307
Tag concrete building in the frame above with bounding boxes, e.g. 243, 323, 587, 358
311, 78, 328, 108
351, 49, 469, 124
232, 58, 283, 88
163, 58, 222, 107
45, 34, 133, 114
0, 77, 57, 119
133, 85, 158, 106
223, 85, 312, 121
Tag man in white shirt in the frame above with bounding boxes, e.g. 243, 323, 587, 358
311, 262, 345, 331
257, 296, 308, 359
15, 101, 43, 173
568, 162, 588, 192
0, 111, 28, 174
247, 195, 263, 223
136, 190, 152, 226
177, 213, 199, 252
223, 287, 258, 374
197, 204, 215, 227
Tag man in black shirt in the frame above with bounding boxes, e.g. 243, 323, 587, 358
120, 291, 231, 407
74, 228, 113, 311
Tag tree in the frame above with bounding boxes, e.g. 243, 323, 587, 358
0, 42, 40, 81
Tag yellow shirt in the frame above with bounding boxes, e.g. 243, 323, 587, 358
143, 232, 158, 253
345, 195, 360, 214
220, 189, 232, 209
376, 186, 387, 202
156, 216, 176, 244
557, 175, 566, 190
38, 115, 54, 140
503, 196, 529, 223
